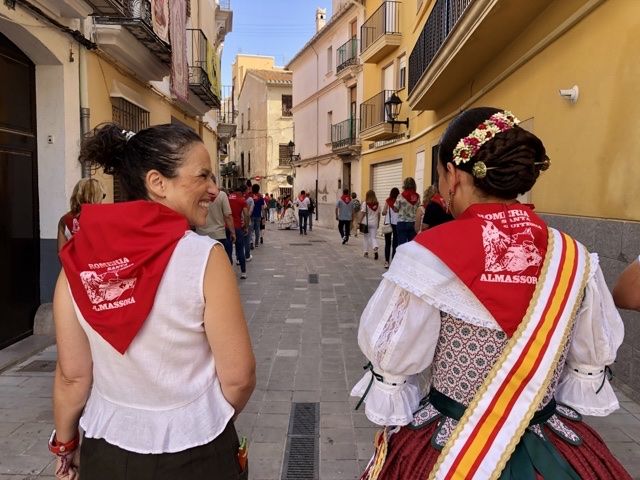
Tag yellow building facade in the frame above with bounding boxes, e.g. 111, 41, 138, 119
359, 0, 640, 399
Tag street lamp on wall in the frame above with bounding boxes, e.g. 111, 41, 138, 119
384, 93, 409, 132
287, 140, 300, 163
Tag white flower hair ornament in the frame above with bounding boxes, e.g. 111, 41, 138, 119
122, 130, 136, 142
452, 111, 520, 179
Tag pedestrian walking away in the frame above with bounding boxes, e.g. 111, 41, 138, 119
243, 188, 254, 260
306, 192, 315, 231
250, 184, 265, 247
229, 183, 250, 278
381, 187, 399, 268
351, 107, 632, 479
394, 176, 420, 246
52, 123, 255, 480
351, 192, 362, 237
360, 190, 380, 259
336, 188, 353, 244
268, 194, 277, 223
57, 178, 105, 252
196, 174, 236, 264
294, 189, 310, 235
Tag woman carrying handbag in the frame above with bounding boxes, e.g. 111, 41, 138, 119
380, 187, 399, 268
360, 190, 380, 259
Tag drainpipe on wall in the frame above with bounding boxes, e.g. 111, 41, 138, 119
79, 18, 91, 178
310, 43, 320, 220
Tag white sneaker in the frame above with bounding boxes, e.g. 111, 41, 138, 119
240, 273, 247, 279
246, 255, 253, 262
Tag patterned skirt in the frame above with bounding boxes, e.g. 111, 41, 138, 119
361, 390, 632, 480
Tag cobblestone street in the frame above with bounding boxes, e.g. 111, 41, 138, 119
1, 225, 639, 478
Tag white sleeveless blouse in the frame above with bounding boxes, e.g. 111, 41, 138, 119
73, 231, 234, 453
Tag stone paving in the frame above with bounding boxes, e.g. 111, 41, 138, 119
0, 224, 639, 478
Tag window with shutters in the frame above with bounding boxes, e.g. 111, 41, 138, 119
282, 95, 293, 116
111, 97, 150, 202
279, 144, 290, 166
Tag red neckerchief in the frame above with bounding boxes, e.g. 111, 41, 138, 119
414, 203, 548, 337
340, 194, 351, 204
366, 201, 379, 211
298, 194, 306, 202
432, 193, 446, 209
59, 201, 189, 354
401, 189, 420, 205
385, 197, 395, 209
63, 212, 81, 236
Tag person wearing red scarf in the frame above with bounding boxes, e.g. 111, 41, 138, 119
381, 187, 400, 268
393, 177, 421, 246
51, 124, 255, 479
360, 190, 381, 259
336, 188, 354, 244
351, 108, 630, 480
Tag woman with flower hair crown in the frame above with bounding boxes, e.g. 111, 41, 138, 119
351, 107, 631, 479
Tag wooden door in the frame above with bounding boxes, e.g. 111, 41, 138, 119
0, 32, 40, 348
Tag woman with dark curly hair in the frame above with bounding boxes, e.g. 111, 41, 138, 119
50, 123, 255, 480
352, 108, 630, 479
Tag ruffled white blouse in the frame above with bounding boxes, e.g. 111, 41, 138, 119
351, 242, 624, 426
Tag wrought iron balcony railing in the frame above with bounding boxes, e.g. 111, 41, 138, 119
408, 0, 472, 94
360, 90, 395, 132
360, 1, 401, 54
93, 0, 171, 64
217, 85, 236, 124
187, 29, 221, 109
336, 37, 359, 73
331, 118, 359, 150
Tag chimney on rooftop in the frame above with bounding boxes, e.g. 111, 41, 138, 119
316, 8, 327, 32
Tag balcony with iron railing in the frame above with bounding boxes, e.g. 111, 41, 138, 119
92, 0, 171, 65
216, 0, 233, 41
331, 118, 360, 155
360, 1, 401, 64
336, 37, 359, 75
187, 29, 221, 109
217, 85, 237, 140
408, 0, 558, 110
359, 90, 403, 141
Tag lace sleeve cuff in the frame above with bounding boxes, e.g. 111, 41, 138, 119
350, 370, 421, 426
555, 364, 619, 417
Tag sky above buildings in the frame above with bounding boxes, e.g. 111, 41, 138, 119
222, 0, 332, 86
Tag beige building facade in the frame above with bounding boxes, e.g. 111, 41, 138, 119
287, 1, 366, 228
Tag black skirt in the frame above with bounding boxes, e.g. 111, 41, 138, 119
79, 421, 247, 480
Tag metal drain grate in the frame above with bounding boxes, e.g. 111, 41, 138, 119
18, 360, 56, 373
282, 402, 319, 479
308, 274, 318, 284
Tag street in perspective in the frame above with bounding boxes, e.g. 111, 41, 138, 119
1, 225, 640, 479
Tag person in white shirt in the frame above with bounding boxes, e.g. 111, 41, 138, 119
360, 190, 381, 259
294, 189, 310, 235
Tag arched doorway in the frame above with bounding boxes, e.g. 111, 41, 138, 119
0, 32, 40, 348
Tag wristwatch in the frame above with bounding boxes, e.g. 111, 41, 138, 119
48, 429, 80, 455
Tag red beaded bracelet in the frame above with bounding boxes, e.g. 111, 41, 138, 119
48, 429, 80, 455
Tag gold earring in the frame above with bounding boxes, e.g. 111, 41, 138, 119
446, 189, 455, 213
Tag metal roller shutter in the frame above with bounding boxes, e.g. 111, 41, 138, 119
371, 160, 403, 200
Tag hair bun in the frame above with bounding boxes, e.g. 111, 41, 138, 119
79, 123, 128, 175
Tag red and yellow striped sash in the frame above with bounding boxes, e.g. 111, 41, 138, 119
430, 229, 590, 480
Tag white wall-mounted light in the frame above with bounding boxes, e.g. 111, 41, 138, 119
559, 85, 579, 104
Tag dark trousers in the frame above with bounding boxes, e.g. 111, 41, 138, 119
244, 229, 251, 258
338, 220, 351, 240
308, 211, 313, 230
80, 421, 247, 480
235, 228, 246, 273
384, 224, 398, 262
251, 217, 261, 245
298, 210, 309, 234
396, 221, 416, 246
221, 233, 234, 264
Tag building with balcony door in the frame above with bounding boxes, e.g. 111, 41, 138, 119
286, 0, 366, 228
0, 0, 232, 349
357, 0, 640, 402
222, 54, 294, 196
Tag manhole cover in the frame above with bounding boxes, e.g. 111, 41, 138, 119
18, 360, 56, 373
308, 274, 318, 284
